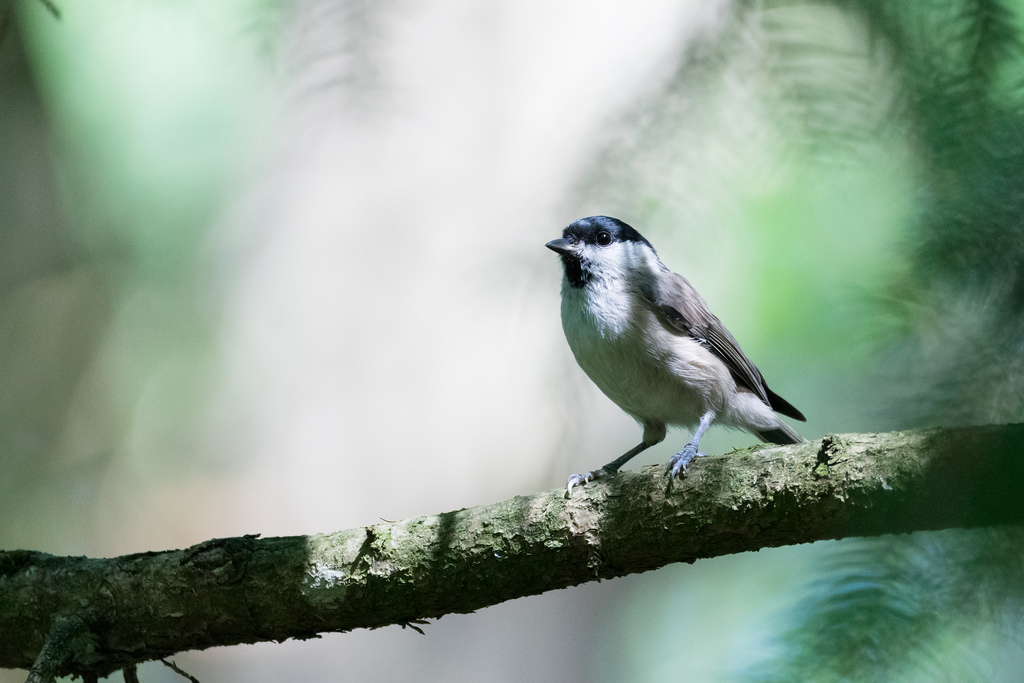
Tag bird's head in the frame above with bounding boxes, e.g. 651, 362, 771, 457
546, 216, 657, 289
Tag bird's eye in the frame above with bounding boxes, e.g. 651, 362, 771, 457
596, 231, 612, 246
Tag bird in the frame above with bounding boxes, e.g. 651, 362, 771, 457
546, 215, 806, 494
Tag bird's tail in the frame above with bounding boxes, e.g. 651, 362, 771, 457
756, 421, 804, 445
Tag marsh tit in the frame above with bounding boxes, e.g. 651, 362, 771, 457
547, 216, 806, 494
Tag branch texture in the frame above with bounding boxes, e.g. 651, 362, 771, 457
2, 425, 1023, 678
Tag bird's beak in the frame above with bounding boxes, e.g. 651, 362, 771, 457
545, 238, 575, 255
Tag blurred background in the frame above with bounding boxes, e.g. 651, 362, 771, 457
2, 0, 1024, 680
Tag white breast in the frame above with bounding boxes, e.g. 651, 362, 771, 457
559, 273, 733, 429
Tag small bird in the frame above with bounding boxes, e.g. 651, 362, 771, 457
547, 216, 806, 494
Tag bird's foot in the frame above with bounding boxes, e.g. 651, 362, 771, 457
666, 443, 703, 478
565, 467, 613, 496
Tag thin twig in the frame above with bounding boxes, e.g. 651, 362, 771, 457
161, 659, 202, 683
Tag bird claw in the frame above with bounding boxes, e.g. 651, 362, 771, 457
565, 468, 607, 496
667, 444, 703, 478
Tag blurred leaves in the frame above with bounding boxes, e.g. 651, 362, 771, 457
0, 0, 271, 551
887, 76, 1024, 427
754, 529, 1024, 681
0, 17, 117, 547
861, 0, 1024, 429
737, 0, 1024, 679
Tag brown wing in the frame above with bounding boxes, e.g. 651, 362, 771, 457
638, 269, 806, 421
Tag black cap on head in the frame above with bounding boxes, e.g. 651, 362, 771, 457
563, 216, 653, 249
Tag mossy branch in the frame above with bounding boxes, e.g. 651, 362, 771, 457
3, 425, 1024, 680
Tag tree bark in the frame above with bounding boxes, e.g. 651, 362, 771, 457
3, 425, 1023, 679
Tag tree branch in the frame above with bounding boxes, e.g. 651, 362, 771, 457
2, 425, 1023, 678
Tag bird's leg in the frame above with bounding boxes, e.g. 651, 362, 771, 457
565, 441, 650, 495
667, 409, 716, 478
566, 422, 666, 495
